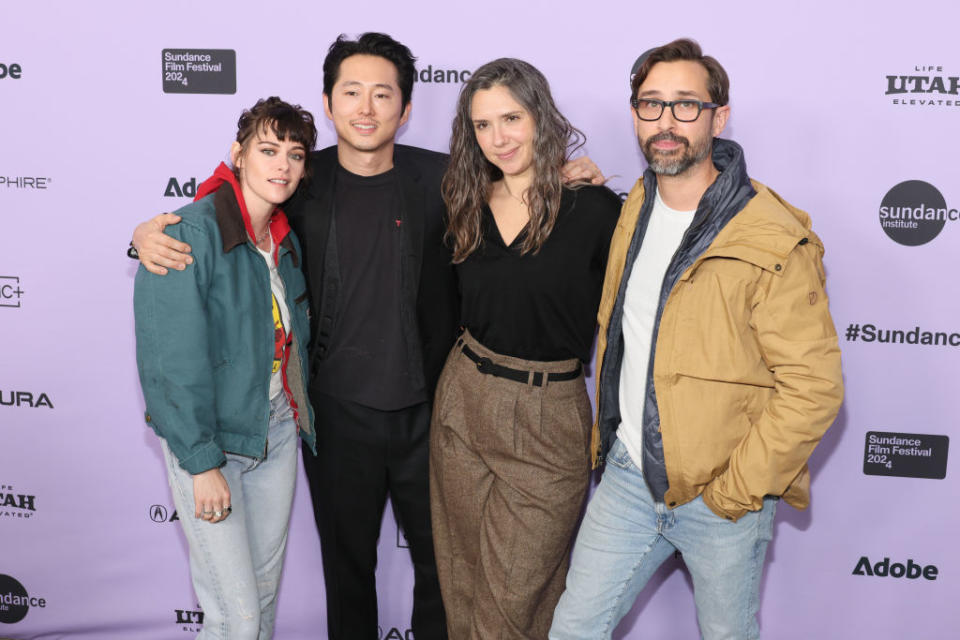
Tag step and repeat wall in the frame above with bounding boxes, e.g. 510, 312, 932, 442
2, 1, 957, 638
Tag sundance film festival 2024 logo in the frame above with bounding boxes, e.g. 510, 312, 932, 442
878, 180, 956, 246
863, 431, 949, 479
885, 64, 960, 107
162, 49, 235, 94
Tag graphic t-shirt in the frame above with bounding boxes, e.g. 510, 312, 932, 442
258, 241, 291, 400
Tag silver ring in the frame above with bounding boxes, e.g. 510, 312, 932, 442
214, 510, 223, 518
201, 510, 214, 515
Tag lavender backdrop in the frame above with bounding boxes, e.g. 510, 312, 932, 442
2, 0, 957, 638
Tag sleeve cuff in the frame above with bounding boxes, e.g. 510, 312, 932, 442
175, 440, 227, 476
701, 485, 749, 523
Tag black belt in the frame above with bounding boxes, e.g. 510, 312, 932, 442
460, 343, 581, 387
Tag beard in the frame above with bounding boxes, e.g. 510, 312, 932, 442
640, 131, 713, 176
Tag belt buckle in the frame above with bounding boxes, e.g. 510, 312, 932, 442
475, 356, 493, 374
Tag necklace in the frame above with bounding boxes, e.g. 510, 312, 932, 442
255, 226, 271, 246
503, 183, 527, 206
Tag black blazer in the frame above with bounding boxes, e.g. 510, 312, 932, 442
286, 144, 460, 398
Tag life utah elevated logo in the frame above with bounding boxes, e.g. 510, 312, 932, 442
885, 64, 960, 108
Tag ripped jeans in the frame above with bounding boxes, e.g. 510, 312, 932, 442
161, 394, 298, 639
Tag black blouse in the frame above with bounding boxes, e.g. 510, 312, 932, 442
456, 185, 622, 362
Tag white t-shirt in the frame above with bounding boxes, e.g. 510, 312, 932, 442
257, 240, 291, 401
617, 188, 695, 470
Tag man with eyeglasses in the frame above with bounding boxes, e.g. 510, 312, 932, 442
549, 39, 843, 639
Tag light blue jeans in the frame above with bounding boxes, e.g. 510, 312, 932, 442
550, 438, 777, 640
161, 394, 298, 640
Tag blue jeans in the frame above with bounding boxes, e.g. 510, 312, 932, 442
550, 438, 777, 640
161, 394, 298, 640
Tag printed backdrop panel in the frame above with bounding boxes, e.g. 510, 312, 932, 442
2, 0, 957, 638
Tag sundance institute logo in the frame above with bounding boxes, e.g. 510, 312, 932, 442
878, 180, 957, 246
0, 574, 46, 624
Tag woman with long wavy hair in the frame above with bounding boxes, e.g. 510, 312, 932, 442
429, 58, 622, 639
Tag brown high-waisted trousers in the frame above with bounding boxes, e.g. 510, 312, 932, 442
429, 330, 593, 639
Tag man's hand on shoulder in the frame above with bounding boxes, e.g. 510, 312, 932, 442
133, 213, 193, 275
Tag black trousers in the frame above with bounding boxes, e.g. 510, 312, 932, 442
302, 392, 448, 640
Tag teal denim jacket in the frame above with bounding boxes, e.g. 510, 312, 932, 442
135, 184, 316, 474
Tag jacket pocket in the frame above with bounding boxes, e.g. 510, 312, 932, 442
669, 263, 765, 384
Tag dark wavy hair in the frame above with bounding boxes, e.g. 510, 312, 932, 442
442, 58, 585, 263
323, 33, 417, 109
234, 96, 318, 181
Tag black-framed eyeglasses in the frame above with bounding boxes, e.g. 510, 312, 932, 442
630, 97, 720, 122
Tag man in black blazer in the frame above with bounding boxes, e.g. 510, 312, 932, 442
288, 35, 458, 640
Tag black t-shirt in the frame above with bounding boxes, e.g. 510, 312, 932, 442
310, 166, 427, 410
456, 185, 622, 362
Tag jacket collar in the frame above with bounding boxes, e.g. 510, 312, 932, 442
637, 138, 755, 250
639, 138, 811, 270
700, 137, 754, 220
195, 162, 296, 263
303, 144, 423, 260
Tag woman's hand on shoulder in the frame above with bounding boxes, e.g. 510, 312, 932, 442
561, 156, 605, 185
